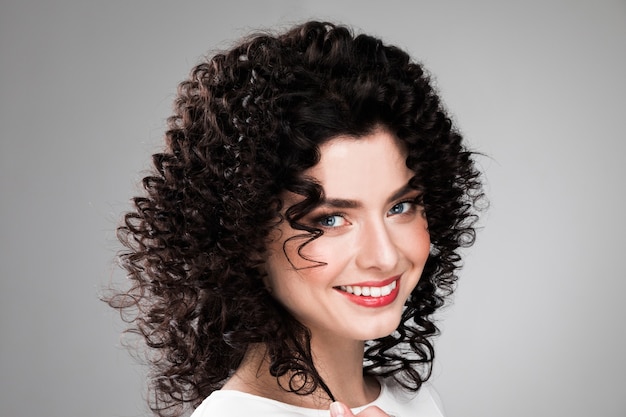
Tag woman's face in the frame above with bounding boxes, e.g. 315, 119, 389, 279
264, 129, 430, 343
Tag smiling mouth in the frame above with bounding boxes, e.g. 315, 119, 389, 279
337, 279, 398, 298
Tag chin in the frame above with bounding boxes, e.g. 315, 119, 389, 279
358, 318, 403, 341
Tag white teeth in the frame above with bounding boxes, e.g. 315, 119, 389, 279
380, 285, 391, 296
339, 280, 397, 297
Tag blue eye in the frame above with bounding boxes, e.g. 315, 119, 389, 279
388, 201, 413, 215
318, 215, 346, 228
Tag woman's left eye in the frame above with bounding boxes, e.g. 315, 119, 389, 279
388, 201, 414, 216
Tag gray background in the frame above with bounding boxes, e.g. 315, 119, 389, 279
1, 1, 625, 416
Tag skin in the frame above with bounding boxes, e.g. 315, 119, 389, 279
223, 128, 431, 415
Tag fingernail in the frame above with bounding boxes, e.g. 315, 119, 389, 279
330, 401, 345, 417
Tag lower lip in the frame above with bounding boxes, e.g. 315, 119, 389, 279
336, 278, 401, 308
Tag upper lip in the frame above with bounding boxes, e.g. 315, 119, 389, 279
335, 275, 400, 288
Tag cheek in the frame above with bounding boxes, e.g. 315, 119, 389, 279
265, 239, 345, 298
263, 237, 328, 290
282, 235, 344, 270
398, 223, 431, 263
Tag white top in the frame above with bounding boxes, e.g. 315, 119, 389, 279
190, 378, 445, 417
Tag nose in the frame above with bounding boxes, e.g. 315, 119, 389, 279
355, 218, 399, 272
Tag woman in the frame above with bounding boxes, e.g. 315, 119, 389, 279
108, 21, 483, 417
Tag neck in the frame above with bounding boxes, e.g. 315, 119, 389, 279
223, 336, 379, 409
309, 332, 374, 403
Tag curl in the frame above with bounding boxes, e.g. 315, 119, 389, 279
105, 20, 485, 416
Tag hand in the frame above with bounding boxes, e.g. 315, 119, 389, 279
330, 401, 391, 417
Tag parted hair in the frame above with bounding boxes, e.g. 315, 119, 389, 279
107, 21, 483, 417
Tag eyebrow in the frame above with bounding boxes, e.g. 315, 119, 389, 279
320, 184, 417, 209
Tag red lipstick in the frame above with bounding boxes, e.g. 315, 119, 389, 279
335, 276, 401, 308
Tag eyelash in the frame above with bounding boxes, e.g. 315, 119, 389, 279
314, 213, 348, 228
387, 200, 418, 216
312, 198, 421, 229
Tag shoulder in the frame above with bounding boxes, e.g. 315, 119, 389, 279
190, 391, 279, 417
190, 390, 327, 417
370, 378, 446, 417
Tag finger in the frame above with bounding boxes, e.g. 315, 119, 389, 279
330, 402, 391, 417
355, 405, 390, 417
330, 401, 354, 417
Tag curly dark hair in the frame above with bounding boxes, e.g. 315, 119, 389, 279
107, 21, 483, 417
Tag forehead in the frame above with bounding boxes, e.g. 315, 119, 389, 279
306, 130, 412, 197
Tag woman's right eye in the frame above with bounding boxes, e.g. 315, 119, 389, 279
318, 215, 346, 228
